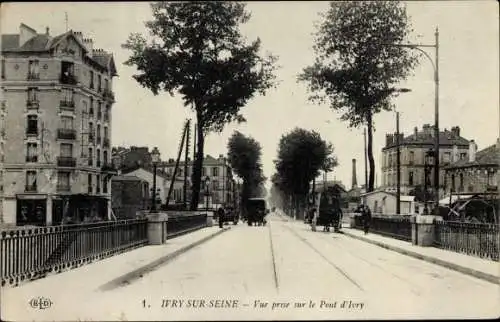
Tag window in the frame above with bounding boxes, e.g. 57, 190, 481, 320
1, 59, 5, 79
103, 177, 108, 193
103, 150, 108, 164
443, 152, 451, 163
62, 88, 74, 102
104, 79, 109, 91
27, 88, 38, 102
212, 167, 219, 176
60, 143, 73, 157
26, 115, 38, 135
409, 151, 414, 165
28, 60, 39, 79
57, 171, 70, 190
89, 70, 94, 88
26, 170, 37, 191
96, 148, 101, 166
97, 74, 102, 91
460, 153, 467, 160
96, 174, 101, 193
89, 97, 94, 116
212, 180, 219, 190
459, 173, 464, 190
409, 171, 414, 186
97, 102, 102, 120
104, 127, 108, 139
61, 61, 74, 77
61, 116, 74, 129
26, 143, 38, 162
88, 174, 93, 193
451, 174, 456, 192
202, 167, 206, 176
88, 147, 93, 166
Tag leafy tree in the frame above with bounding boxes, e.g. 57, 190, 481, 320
122, 2, 277, 210
273, 128, 337, 217
409, 184, 434, 203
227, 131, 266, 211
298, 1, 419, 192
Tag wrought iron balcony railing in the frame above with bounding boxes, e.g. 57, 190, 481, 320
27, 99, 39, 109
57, 156, 76, 167
27, 73, 40, 80
57, 184, 71, 192
60, 74, 78, 85
25, 155, 38, 163
57, 128, 76, 140
60, 100, 75, 109
25, 184, 37, 192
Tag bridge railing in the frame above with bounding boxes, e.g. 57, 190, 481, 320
353, 214, 412, 242
167, 212, 208, 239
0, 219, 148, 287
433, 221, 499, 261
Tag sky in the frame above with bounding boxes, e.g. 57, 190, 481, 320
2, 1, 499, 190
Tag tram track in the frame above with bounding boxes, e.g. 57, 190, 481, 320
278, 221, 364, 291
267, 220, 280, 292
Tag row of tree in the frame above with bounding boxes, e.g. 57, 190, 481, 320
270, 128, 337, 218
122, 1, 419, 210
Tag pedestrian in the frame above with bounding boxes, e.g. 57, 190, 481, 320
217, 207, 225, 228
363, 205, 371, 235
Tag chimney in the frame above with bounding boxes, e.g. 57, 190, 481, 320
422, 124, 431, 136
74, 31, 83, 43
386, 134, 394, 147
45, 27, 50, 36
414, 126, 418, 138
452, 145, 458, 162
219, 154, 224, 159
451, 126, 461, 138
83, 38, 94, 57
351, 159, 358, 189
19, 23, 37, 47
468, 140, 477, 162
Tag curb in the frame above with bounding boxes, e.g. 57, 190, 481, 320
98, 227, 231, 291
342, 230, 500, 285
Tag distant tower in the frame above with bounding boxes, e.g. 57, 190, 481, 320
352, 158, 358, 189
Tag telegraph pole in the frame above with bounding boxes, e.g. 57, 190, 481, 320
396, 112, 401, 214
364, 128, 368, 190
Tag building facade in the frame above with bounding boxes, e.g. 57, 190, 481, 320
162, 154, 235, 207
360, 190, 417, 215
111, 146, 152, 172
111, 175, 149, 219
1, 23, 117, 225
381, 124, 471, 198
444, 139, 499, 195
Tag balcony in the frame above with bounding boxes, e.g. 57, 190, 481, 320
103, 137, 110, 148
102, 89, 115, 101
60, 100, 75, 110
27, 73, 40, 80
57, 128, 76, 140
26, 99, 39, 109
57, 156, 76, 167
60, 74, 78, 85
57, 184, 71, 192
25, 184, 37, 192
26, 128, 38, 137
25, 155, 38, 163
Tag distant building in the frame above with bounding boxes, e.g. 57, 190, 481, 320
1, 23, 117, 225
111, 175, 149, 219
381, 124, 471, 198
360, 190, 417, 215
111, 146, 152, 172
161, 154, 235, 207
444, 139, 499, 196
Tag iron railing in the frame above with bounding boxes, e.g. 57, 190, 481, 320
434, 221, 499, 261
167, 213, 207, 239
0, 219, 148, 287
354, 214, 412, 241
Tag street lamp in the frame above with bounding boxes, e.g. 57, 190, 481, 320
424, 149, 435, 215
384, 27, 440, 215
204, 176, 211, 214
394, 88, 412, 215
150, 147, 161, 212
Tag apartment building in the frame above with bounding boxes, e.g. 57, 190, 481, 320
0, 23, 117, 225
381, 124, 471, 198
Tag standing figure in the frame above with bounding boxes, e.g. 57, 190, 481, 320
217, 207, 225, 228
363, 205, 372, 235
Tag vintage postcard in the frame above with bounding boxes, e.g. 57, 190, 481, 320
0, 1, 499, 321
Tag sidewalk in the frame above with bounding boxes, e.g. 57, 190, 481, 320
2, 226, 229, 296
276, 211, 500, 285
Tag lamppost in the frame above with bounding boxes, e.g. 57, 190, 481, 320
150, 147, 161, 213
204, 176, 211, 214
385, 27, 440, 214
394, 88, 412, 215
423, 149, 435, 215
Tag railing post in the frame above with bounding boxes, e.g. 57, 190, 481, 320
146, 212, 168, 245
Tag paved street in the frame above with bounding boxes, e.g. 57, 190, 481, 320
2, 212, 499, 321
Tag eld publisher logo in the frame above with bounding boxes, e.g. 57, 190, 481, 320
29, 297, 53, 310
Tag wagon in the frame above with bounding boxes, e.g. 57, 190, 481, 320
246, 198, 268, 226
311, 191, 342, 232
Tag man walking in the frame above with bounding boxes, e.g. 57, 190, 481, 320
362, 205, 372, 235
217, 206, 225, 228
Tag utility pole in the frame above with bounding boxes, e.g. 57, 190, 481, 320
364, 128, 368, 190
396, 112, 401, 214
433, 27, 440, 214
183, 119, 191, 209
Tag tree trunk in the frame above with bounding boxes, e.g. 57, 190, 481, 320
367, 111, 375, 192
190, 118, 204, 211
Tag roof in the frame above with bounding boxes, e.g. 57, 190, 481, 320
446, 142, 500, 170
313, 180, 347, 192
383, 128, 470, 150
1, 34, 20, 51
122, 167, 184, 181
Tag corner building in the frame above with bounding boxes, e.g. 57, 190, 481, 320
0, 23, 117, 226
